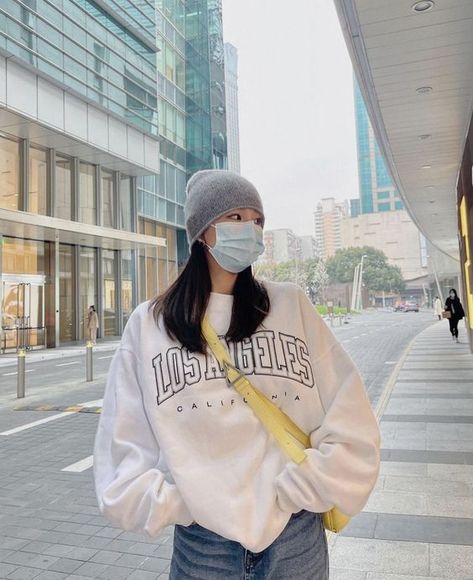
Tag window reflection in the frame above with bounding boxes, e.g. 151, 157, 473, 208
79, 247, 97, 340
59, 244, 75, 341
119, 174, 133, 231
103, 249, 117, 336
29, 146, 47, 215
79, 162, 97, 225
0, 135, 20, 210
101, 169, 115, 228
56, 155, 72, 220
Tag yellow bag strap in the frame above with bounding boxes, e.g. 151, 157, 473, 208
202, 316, 310, 464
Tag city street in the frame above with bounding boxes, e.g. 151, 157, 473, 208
0, 310, 458, 580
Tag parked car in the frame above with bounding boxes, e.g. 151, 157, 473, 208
403, 301, 419, 312
393, 303, 405, 312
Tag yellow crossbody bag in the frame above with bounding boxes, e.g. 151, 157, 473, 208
202, 316, 351, 533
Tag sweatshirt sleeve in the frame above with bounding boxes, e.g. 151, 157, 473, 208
93, 346, 194, 536
275, 287, 380, 517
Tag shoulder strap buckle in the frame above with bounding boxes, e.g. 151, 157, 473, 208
222, 360, 247, 389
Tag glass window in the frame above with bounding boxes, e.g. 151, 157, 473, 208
2, 237, 45, 275
146, 249, 158, 298
119, 175, 133, 231
29, 146, 48, 215
0, 135, 20, 210
79, 247, 97, 341
103, 249, 117, 336
101, 169, 115, 228
121, 250, 133, 328
166, 227, 177, 260
139, 248, 146, 303
79, 162, 97, 224
59, 244, 75, 341
165, 163, 176, 200
55, 155, 72, 220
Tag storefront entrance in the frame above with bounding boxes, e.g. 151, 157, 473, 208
1, 275, 46, 352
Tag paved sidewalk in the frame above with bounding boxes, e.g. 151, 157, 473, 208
330, 319, 473, 579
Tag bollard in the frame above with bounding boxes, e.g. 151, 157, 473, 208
17, 348, 26, 398
330, 314, 334, 327
86, 341, 93, 382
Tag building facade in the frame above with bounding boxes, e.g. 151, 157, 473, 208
314, 198, 348, 260
208, 0, 227, 170
354, 80, 403, 214
298, 235, 316, 261
341, 210, 428, 286
224, 42, 241, 173
0, 0, 226, 352
260, 229, 299, 264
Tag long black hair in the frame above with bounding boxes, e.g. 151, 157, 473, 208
448, 288, 458, 298
150, 242, 270, 353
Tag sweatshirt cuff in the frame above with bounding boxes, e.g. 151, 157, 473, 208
275, 461, 333, 515
161, 481, 194, 527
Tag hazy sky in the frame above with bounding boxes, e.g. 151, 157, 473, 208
222, 0, 358, 237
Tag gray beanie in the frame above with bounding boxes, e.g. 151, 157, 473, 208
184, 170, 265, 248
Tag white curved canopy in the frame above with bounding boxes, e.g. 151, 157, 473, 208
334, 0, 473, 260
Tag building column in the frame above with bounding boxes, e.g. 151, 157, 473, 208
96, 248, 103, 341
20, 139, 29, 212
48, 149, 56, 217
72, 158, 80, 222
132, 249, 139, 309
73, 246, 81, 341
116, 250, 123, 336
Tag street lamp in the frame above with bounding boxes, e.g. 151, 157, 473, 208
351, 255, 368, 312
358, 254, 368, 311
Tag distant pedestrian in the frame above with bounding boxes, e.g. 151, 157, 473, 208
444, 289, 465, 343
434, 296, 442, 320
87, 305, 98, 345
93, 170, 380, 580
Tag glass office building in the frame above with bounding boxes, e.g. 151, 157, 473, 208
354, 80, 403, 214
0, 0, 164, 352
0, 0, 229, 352
137, 0, 227, 268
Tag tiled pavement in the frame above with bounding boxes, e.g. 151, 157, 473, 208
1, 316, 472, 579
329, 320, 473, 579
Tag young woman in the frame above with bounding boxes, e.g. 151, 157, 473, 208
444, 288, 465, 343
94, 170, 380, 579
87, 305, 98, 345
434, 296, 442, 321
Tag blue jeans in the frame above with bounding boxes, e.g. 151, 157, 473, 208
170, 510, 329, 579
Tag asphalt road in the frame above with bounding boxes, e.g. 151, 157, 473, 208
0, 309, 437, 428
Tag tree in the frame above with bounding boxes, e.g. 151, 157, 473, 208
255, 258, 329, 303
326, 246, 405, 293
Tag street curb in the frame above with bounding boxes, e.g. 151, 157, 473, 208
14, 404, 102, 414
374, 321, 437, 420
0, 343, 119, 368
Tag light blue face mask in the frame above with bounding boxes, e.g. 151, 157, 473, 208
205, 221, 265, 273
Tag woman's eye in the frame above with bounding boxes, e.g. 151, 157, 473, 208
228, 214, 241, 220
254, 218, 263, 226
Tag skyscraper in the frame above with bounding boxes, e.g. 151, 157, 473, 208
314, 198, 349, 260
354, 80, 403, 213
224, 43, 241, 173
208, 0, 228, 170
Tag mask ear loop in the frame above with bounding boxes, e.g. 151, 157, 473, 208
199, 224, 217, 250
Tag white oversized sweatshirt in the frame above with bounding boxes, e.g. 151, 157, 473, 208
93, 282, 380, 552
